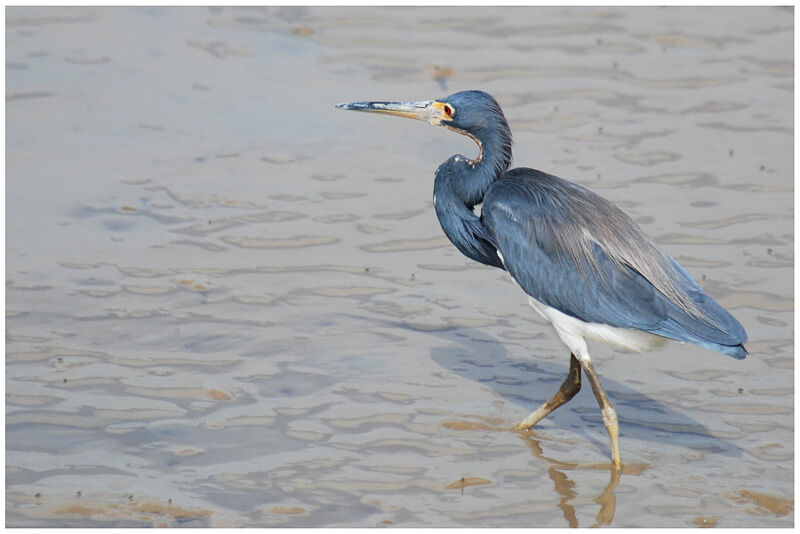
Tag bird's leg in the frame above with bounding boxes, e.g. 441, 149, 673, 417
578, 358, 621, 470
514, 353, 581, 430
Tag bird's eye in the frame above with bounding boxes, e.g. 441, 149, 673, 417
444, 105, 453, 117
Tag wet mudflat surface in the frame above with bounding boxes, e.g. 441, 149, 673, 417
6, 6, 793, 527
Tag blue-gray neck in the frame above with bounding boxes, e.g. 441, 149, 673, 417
432, 126, 511, 268
435, 124, 512, 209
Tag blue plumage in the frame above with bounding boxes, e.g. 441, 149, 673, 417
480, 170, 747, 359
337, 89, 748, 467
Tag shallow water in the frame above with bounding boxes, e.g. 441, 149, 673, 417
6, 6, 793, 527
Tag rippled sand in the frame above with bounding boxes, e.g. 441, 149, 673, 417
6, 6, 793, 527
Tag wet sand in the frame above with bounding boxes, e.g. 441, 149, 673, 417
6, 6, 793, 527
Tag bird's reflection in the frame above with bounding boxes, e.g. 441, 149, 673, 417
516, 431, 641, 527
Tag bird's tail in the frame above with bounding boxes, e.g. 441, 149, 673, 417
653, 257, 748, 359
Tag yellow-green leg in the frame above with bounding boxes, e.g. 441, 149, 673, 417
514, 354, 582, 430
579, 358, 621, 470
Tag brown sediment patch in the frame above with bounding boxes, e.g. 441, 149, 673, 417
748, 443, 793, 462
268, 194, 306, 202
64, 55, 110, 64
262, 153, 301, 164
653, 34, 718, 48
175, 448, 203, 456
118, 266, 171, 277
442, 415, 508, 432
45, 497, 212, 525
232, 295, 280, 305
7, 347, 107, 362
362, 236, 449, 252
442, 420, 497, 431
58, 261, 99, 269
124, 386, 233, 401
327, 413, 411, 429
727, 489, 793, 516
240, 210, 306, 222
79, 289, 118, 297
308, 286, 395, 298
320, 191, 365, 200
377, 391, 413, 403
271, 506, 306, 514
313, 214, 360, 223
656, 233, 725, 245
445, 477, 492, 490
109, 355, 239, 368
672, 255, 731, 268
692, 516, 718, 527
121, 284, 174, 295
204, 415, 275, 430
221, 235, 339, 248
286, 430, 327, 441
500, 330, 544, 340
417, 263, 478, 271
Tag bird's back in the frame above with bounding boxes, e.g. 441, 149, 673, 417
481, 168, 747, 358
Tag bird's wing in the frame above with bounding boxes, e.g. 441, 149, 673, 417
480, 169, 746, 351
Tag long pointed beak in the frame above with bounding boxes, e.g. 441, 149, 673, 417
335, 100, 449, 125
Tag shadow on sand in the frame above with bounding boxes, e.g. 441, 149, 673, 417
348, 314, 743, 460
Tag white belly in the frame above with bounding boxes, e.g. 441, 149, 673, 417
496, 250, 665, 361
526, 296, 666, 360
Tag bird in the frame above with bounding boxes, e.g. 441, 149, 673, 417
336, 90, 747, 469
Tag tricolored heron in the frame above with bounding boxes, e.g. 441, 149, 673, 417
336, 90, 747, 469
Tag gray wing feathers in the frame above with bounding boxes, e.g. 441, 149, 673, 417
481, 169, 747, 354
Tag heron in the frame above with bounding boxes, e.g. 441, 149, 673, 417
336, 90, 747, 469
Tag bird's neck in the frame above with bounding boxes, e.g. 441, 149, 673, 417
435, 127, 512, 210
431, 128, 510, 269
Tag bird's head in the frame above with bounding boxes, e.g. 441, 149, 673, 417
337, 90, 513, 177
336, 90, 510, 161
336, 90, 505, 132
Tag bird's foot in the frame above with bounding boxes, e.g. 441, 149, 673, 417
512, 420, 535, 432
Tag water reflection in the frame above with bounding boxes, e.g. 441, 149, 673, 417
517, 431, 643, 527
